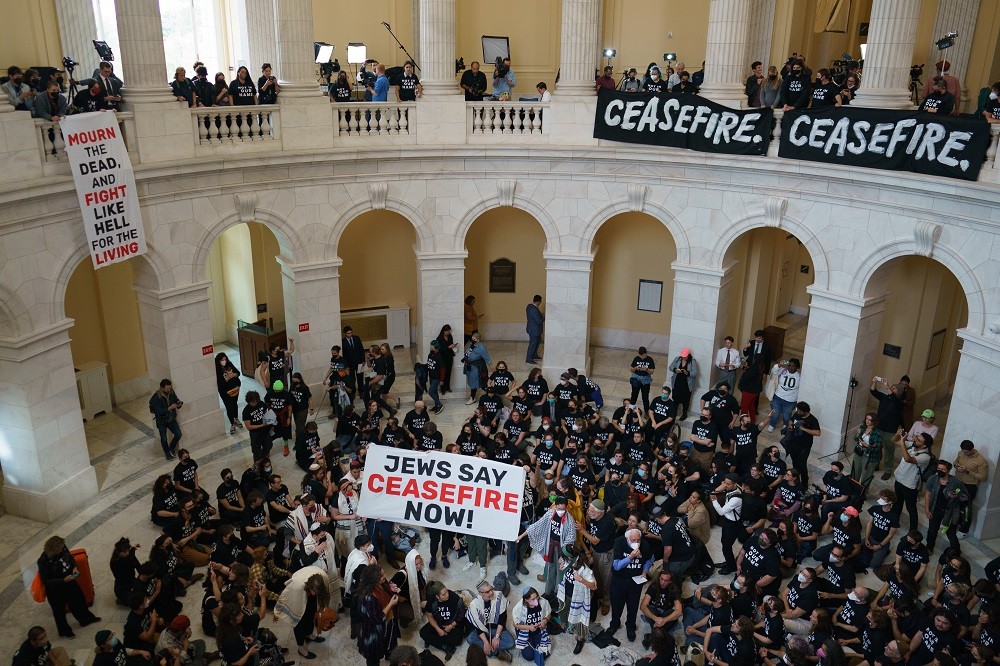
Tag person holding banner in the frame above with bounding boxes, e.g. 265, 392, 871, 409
466, 579, 515, 662
521, 496, 576, 598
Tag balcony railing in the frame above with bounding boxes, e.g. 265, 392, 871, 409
333, 102, 416, 143
34, 112, 135, 175
191, 106, 278, 154
467, 101, 548, 138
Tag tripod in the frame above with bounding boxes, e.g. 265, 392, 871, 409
821, 379, 857, 460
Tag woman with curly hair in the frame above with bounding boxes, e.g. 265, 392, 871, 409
355, 565, 399, 666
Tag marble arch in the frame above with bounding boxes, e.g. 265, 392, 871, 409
853, 242, 985, 334
453, 194, 561, 253
191, 208, 305, 283
328, 198, 433, 254
0, 284, 30, 339
580, 198, 690, 263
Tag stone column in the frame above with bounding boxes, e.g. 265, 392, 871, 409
134, 281, 219, 445
55, 0, 101, 73
700, 0, 753, 108
669, 263, 739, 412
0, 323, 99, 522
556, 0, 601, 96
851, 0, 921, 109
114, 0, 173, 103
542, 253, 594, 378
926, 0, 980, 113
418, 0, 457, 96
246, 0, 278, 73
945, 330, 1000, 539
747, 0, 777, 75
797, 288, 888, 457
418, 251, 468, 390
0, 90, 43, 182
271, 0, 334, 150
277, 259, 344, 394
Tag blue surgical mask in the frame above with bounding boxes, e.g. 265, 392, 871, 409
111, 637, 121, 648
840, 514, 849, 524
637, 469, 646, 478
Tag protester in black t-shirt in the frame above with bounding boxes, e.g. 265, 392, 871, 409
257, 63, 280, 104
396, 62, 422, 101
737, 528, 781, 596
228, 66, 257, 105
242, 391, 271, 461
920, 77, 955, 115
809, 68, 841, 107
783, 402, 820, 486
780, 59, 812, 110
730, 414, 760, 475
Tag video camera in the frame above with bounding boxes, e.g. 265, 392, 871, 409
62, 56, 78, 74
910, 64, 924, 82
494, 56, 509, 78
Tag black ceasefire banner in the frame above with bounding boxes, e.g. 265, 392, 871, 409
593, 88, 773, 156
779, 106, 992, 181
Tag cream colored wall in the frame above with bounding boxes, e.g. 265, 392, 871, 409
456, 0, 563, 93
65, 258, 149, 400
2, 0, 62, 69
590, 213, 676, 334
312, 0, 415, 72
218, 223, 257, 337
338, 211, 418, 323
464, 207, 547, 331
248, 221, 285, 330
791, 242, 813, 312
601, 0, 709, 79
871, 257, 967, 410
967, 2, 1000, 96
206, 241, 229, 343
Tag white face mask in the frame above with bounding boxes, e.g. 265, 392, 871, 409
628, 541, 640, 550
877, 498, 889, 507
555, 509, 565, 517
991, 92, 998, 100
848, 592, 860, 603
797, 573, 808, 584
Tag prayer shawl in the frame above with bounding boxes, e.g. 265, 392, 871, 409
466, 593, 508, 634
557, 563, 595, 628
344, 548, 370, 595
402, 549, 425, 621
336, 490, 364, 542
286, 504, 328, 546
512, 598, 553, 654
274, 566, 327, 627
303, 534, 336, 578
525, 509, 576, 562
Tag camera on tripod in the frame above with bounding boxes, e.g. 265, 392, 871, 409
62, 56, 78, 74
910, 64, 924, 82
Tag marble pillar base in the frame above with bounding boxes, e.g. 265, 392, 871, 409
698, 83, 746, 109
278, 94, 335, 151
547, 97, 599, 146
414, 96, 467, 145
851, 89, 915, 110
131, 101, 197, 164
0, 109, 43, 182
3, 466, 98, 523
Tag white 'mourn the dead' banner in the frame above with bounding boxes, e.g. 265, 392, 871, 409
61, 112, 147, 269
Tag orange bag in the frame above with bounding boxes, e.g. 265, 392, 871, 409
30, 573, 46, 603
315, 607, 338, 632
72, 548, 95, 607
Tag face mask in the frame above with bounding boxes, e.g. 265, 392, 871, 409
840, 514, 849, 524
991, 92, 998, 100
549, 398, 555, 403
758, 537, 768, 548
768, 74, 777, 80
702, 415, 711, 422
661, 393, 668, 399
830, 554, 842, 563
637, 469, 647, 478
938, 470, 948, 479
224, 476, 233, 483
877, 498, 889, 507
264, 466, 272, 474
578, 464, 586, 470
111, 637, 122, 648
555, 509, 565, 516
797, 573, 808, 584
651, 74, 660, 81
527, 598, 539, 608
628, 541, 640, 550
573, 425, 582, 432
848, 592, 860, 603
542, 424, 550, 429
732, 579, 742, 590
364, 545, 374, 553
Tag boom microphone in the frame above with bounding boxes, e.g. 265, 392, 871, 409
381, 22, 391, 29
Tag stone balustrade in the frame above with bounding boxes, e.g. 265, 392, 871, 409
467, 101, 549, 138
332, 102, 417, 144
191, 106, 279, 155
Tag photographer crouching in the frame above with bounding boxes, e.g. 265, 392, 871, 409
492, 57, 516, 100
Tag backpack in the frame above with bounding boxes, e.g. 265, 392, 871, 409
918, 450, 938, 484
492, 571, 511, 598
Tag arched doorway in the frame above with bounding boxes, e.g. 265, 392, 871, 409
587, 211, 677, 397
861, 256, 968, 453
463, 207, 546, 366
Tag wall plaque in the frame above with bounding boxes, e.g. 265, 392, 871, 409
882, 343, 901, 359
489, 257, 516, 293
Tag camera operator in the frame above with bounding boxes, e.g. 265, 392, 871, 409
359, 60, 378, 101
782, 401, 820, 487
619, 68, 641, 93
460, 61, 487, 101
257, 63, 280, 105
365, 64, 389, 102
492, 57, 516, 99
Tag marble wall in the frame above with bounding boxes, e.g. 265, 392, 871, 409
3, 149, 1000, 533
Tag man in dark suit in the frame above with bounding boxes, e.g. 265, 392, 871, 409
341, 325, 365, 406
743, 328, 772, 370
525, 294, 545, 364
80, 61, 123, 111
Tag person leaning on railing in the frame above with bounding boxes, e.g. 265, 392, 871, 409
192, 66, 215, 107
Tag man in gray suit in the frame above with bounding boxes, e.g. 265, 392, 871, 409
525, 294, 545, 364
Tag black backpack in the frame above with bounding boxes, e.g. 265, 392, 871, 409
918, 450, 939, 484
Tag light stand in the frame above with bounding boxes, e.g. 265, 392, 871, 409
381, 22, 420, 71
822, 375, 859, 460
603, 48, 617, 70
347, 43, 367, 100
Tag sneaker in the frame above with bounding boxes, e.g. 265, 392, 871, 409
465, 398, 475, 405
229, 425, 237, 435
573, 640, 585, 654
881, 472, 891, 481
429, 557, 437, 570
517, 564, 529, 575
536, 574, 547, 582
959, 531, 969, 538
508, 574, 521, 585
444, 647, 456, 661
497, 650, 513, 663
479, 566, 488, 578
717, 565, 736, 575
766, 425, 774, 433
235, 420, 244, 428
433, 405, 444, 414
442, 556, 450, 569
627, 628, 637, 642
165, 451, 175, 460
462, 561, 475, 571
